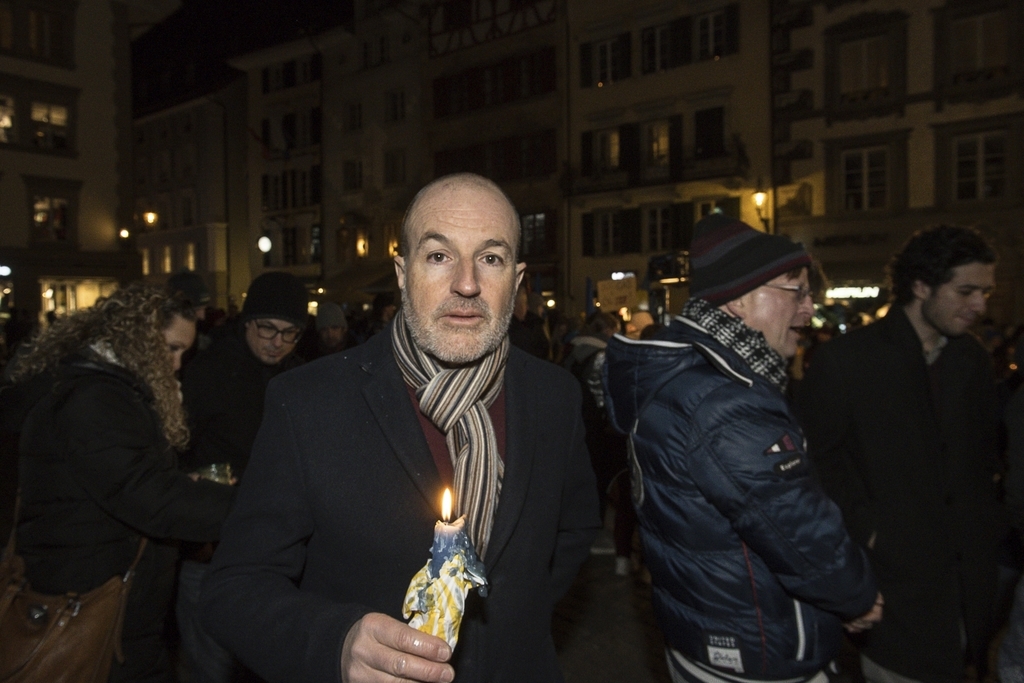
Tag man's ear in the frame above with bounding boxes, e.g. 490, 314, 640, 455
721, 294, 747, 321
514, 262, 526, 290
911, 279, 932, 302
394, 255, 406, 290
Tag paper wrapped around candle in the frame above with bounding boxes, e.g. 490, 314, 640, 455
402, 514, 487, 649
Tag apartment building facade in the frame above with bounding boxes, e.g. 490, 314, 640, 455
0, 0, 170, 321
425, 0, 566, 304
773, 0, 1024, 323
316, 0, 426, 307
132, 78, 250, 309
567, 0, 772, 318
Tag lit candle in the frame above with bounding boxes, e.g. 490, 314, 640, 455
430, 489, 470, 577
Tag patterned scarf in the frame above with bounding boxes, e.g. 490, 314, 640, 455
682, 297, 790, 391
390, 308, 508, 559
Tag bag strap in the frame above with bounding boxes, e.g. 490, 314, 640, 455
111, 537, 147, 664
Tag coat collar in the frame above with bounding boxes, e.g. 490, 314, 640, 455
357, 330, 536, 568
483, 346, 536, 569
359, 330, 444, 510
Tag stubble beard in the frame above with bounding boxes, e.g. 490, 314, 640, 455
401, 284, 515, 365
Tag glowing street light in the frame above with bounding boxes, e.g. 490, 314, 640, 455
257, 236, 272, 253
143, 211, 158, 226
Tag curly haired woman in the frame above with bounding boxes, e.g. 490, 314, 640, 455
7, 283, 234, 683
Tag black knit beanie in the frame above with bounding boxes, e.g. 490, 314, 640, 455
689, 213, 811, 306
241, 272, 309, 328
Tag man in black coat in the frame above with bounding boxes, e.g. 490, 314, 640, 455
200, 173, 600, 683
176, 271, 308, 683
798, 225, 1004, 683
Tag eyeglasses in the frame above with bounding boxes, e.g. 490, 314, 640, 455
763, 283, 813, 302
252, 321, 302, 344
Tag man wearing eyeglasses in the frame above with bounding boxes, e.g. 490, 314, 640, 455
177, 270, 309, 683
604, 214, 880, 683
799, 226, 1002, 683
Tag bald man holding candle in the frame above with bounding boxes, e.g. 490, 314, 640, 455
199, 173, 601, 683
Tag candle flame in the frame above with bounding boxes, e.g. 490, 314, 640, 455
442, 488, 452, 522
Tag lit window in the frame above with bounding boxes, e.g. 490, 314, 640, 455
162, 246, 172, 274
954, 132, 1006, 201
842, 147, 887, 211
185, 243, 196, 271
31, 102, 68, 149
32, 196, 68, 241
141, 248, 150, 276
0, 95, 13, 143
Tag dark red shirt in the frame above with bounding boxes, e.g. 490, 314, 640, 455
406, 384, 506, 490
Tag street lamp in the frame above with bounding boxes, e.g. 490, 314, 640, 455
143, 211, 158, 226
257, 236, 272, 253
752, 189, 770, 233
119, 228, 130, 239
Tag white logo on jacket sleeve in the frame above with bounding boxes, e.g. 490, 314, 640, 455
707, 646, 744, 673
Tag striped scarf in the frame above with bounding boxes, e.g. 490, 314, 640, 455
391, 308, 508, 559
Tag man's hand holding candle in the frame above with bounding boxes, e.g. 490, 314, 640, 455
340, 612, 453, 683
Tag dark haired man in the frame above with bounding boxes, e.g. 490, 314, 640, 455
604, 214, 879, 683
199, 174, 599, 682
799, 225, 1002, 683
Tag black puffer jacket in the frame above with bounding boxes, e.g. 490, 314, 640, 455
604, 319, 876, 680
14, 353, 234, 683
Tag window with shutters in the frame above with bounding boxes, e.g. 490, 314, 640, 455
646, 206, 672, 252
434, 130, 556, 181
824, 11, 907, 121
933, 114, 1022, 209
25, 175, 80, 244
521, 211, 555, 257
580, 33, 630, 88
824, 131, 908, 215
0, 73, 76, 152
581, 208, 642, 256
934, 1, 1019, 105
639, 5, 737, 74
433, 47, 555, 118
643, 120, 671, 180
952, 132, 1006, 201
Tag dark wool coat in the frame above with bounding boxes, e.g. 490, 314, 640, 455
14, 354, 234, 683
199, 329, 601, 683
180, 326, 302, 478
798, 307, 1004, 683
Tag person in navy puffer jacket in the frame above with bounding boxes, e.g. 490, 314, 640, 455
604, 214, 880, 683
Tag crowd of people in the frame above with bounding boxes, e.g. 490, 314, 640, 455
0, 172, 1021, 683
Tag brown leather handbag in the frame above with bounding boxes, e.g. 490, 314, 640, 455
0, 496, 147, 683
